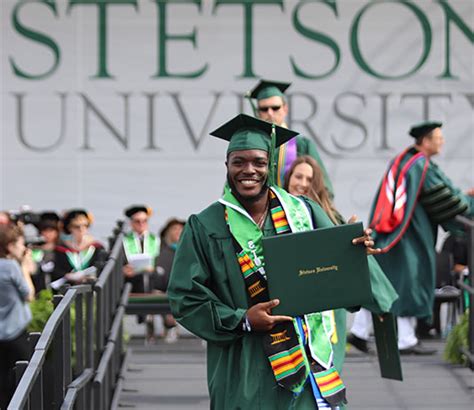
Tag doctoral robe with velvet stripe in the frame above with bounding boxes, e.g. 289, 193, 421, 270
370, 151, 473, 318
168, 197, 397, 410
275, 135, 334, 198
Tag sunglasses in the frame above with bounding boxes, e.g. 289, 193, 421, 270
258, 105, 282, 113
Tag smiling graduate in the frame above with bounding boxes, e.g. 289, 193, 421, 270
167, 114, 397, 410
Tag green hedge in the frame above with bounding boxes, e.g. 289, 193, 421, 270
444, 311, 469, 365
28, 289, 55, 333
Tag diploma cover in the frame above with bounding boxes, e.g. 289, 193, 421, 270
263, 222, 372, 316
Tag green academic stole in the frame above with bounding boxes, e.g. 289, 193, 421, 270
66, 246, 96, 272
123, 232, 159, 261
220, 186, 346, 406
31, 249, 44, 263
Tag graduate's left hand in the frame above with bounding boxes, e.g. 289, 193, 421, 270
352, 228, 381, 255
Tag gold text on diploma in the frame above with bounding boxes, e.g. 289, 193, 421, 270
298, 265, 338, 276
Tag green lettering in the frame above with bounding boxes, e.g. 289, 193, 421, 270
152, 0, 207, 78
290, 0, 340, 79
351, 0, 432, 80
436, 0, 474, 79
213, 0, 283, 78
67, 0, 138, 79
10, 0, 60, 80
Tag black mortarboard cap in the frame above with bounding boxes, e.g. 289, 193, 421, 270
62, 209, 93, 234
409, 121, 442, 139
124, 205, 152, 219
37, 211, 60, 231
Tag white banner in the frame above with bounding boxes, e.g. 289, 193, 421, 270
1, 0, 473, 239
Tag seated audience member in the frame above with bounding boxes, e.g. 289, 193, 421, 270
122, 205, 159, 292
30, 212, 61, 293
442, 232, 470, 315
0, 211, 12, 226
155, 218, 185, 343
418, 232, 470, 338
122, 205, 160, 342
442, 233, 469, 278
51, 209, 106, 287
0, 224, 35, 409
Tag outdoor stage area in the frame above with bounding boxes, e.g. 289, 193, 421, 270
118, 316, 473, 410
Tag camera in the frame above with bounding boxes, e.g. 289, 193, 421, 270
9, 206, 46, 247
25, 236, 47, 248
9, 210, 41, 227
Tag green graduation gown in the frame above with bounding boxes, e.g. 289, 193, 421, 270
370, 150, 473, 318
275, 135, 334, 198
168, 198, 397, 409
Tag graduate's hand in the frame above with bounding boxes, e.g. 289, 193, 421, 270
466, 187, 474, 196
246, 299, 293, 332
352, 228, 381, 255
347, 214, 358, 224
123, 264, 135, 278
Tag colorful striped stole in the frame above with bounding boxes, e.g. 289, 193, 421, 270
314, 368, 345, 397
269, 345, 306, 382
276, 137, 298, 187
270, 203, 291, 234
223, 186, 346, 407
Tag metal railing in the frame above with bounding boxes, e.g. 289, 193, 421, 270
455, 215, 474, 370
9, 285, 94, 410
8, 229, 130, 409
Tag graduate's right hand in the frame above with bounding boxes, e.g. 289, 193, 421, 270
246, 299, 293, 332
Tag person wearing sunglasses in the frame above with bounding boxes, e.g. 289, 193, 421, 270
247, 80, 333, 197
50, 209, 106, 287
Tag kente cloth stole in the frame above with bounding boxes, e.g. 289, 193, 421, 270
220, 186, 346, 406
66, 246, 95, 272
276, 137, 298, 187
123, 232, 159, 261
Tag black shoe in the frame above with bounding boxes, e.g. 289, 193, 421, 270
417, 330, 440, 340
399, 342, 436, 355
347, 333, 371, 354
